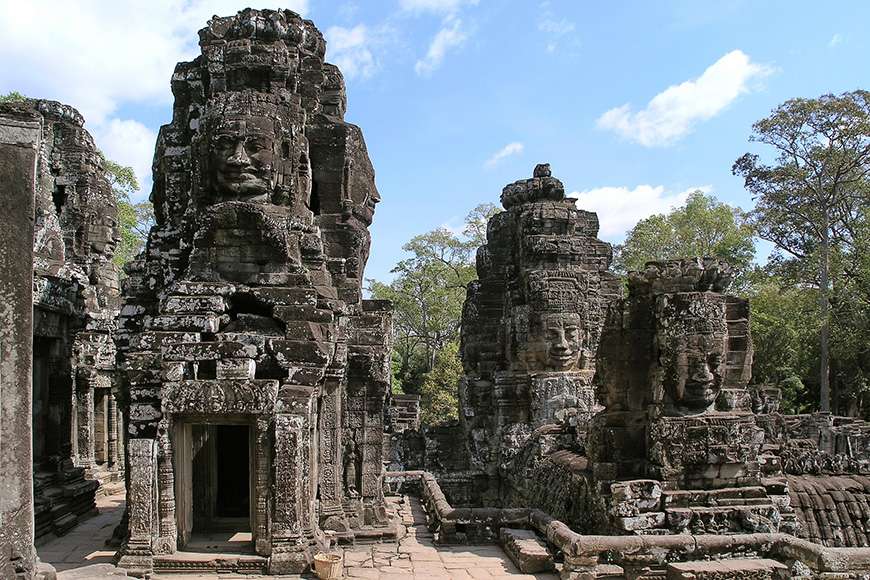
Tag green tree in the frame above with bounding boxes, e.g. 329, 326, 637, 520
615, 191, 755, 287
419, 341, 462, 425
733, 90, 870, 412
745, 269, 819, 413
0, 91, 27, 103
369, 203, 500, 423
99, 154, 154, 270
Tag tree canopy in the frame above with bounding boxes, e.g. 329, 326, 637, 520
615, 190, 755, 288
369, 203, 498, 425
100, 153, 153, 270
734, 90, 870, 412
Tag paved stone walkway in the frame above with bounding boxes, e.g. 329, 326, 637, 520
39, 491, 125, 574
41, 491, 559, 580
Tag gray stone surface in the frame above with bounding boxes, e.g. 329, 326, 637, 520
115, 8, 392, 576
0, 103, 41, 580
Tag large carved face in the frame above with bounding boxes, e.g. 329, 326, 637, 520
210, 116, 276, 200
529, 313, 583, 371
665, 331, 726, 413
88, 211, 120, 257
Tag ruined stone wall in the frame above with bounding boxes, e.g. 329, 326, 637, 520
116, 9, 391, 575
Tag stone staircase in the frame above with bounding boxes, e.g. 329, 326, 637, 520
34, 460, 99, 542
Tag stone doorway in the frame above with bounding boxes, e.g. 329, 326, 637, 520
175, 420, 255, 553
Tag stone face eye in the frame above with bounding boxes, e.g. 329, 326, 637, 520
246, 138, 267, 152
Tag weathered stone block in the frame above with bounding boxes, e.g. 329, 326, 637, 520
500, 528, 554, 573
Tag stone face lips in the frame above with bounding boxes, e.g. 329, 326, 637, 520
115, 8, 391, 575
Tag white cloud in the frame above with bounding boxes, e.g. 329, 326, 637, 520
0, 1, 307, 198
0, 1, 308, 124
415, 17, 467, 76
597, 50, 773, 147
484, 142, 524, 168
399, 0, 477, 15
92, 119, 158, 202
572, 185, 709, 241
326, 25, 378, 80
829, 33, 844, 48
537, 2, 576, 53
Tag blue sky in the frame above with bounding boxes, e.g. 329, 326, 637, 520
2, 0, 868, 282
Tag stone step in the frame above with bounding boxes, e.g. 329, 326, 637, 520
499, 528, 554, 574
153, 553, 267, 575
666, 558, 789, 579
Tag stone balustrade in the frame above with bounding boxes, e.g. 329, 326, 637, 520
384, 470, 870, 579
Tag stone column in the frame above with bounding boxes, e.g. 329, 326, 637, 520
0, 108, 40, 580
117, 438, 157, 577
269, 412, 311, 574
155, 421, 176, 554
107, 392, 118, 468
318, 375, 347, 531
75, 370, 95, 473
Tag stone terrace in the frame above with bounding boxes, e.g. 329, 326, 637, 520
44, 493, 558, 580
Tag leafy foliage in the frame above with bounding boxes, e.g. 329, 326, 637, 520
734, 90, 870, 412
370, 203, 499, 425
0, 90, 27, 103
419, 341, 462, 425
99, 153, 154, 270
615, 190, 756, 288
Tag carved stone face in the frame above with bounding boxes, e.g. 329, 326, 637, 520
87, 211, 120, 258
667, 332, 725, 413
210, 116, 276, 200
530, 313, 583, 371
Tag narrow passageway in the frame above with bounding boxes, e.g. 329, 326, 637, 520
40, 492, 557, 579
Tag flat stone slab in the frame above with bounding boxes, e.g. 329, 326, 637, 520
499, 528, 554, 573
56, 564, 126, 579
667, 558, 789, 579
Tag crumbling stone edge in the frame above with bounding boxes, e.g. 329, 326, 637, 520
384, 470, 870, 576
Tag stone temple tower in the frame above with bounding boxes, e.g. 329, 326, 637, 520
459, 164, 622, 504
116, 9, 392, 575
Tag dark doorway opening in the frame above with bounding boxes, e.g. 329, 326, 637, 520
191, 423, 251, 534
215, 425, 249, 518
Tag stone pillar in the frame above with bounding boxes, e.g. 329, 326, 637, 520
269, 412, 312, 574
107, 393, 118, 468
155, 422, 176, 554
318, 376, 347, 531
75, 370, 95, 472
118, 438, 157, 577
0, 110, 41, 579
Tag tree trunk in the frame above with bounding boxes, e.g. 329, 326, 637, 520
819, 225, 831, 413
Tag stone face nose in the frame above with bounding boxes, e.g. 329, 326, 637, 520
228, 140, 249, 165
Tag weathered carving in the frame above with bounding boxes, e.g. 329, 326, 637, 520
458, 163, 621, 504
116, 8, 392, 575
0, 99, 122, 550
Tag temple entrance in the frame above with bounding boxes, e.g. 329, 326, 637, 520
175, 420, 254, 553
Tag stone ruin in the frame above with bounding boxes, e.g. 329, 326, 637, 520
388, 166, 870, 578
114, 9, 392, 576
458, 163, 621, 504
6, 8, 870, 580
0, 97, 122, 577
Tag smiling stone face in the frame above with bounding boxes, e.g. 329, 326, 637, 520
656, 292, 728, 415
210, 116, 277, 201
529, 312, 584, 371
668, 332, 726, 412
